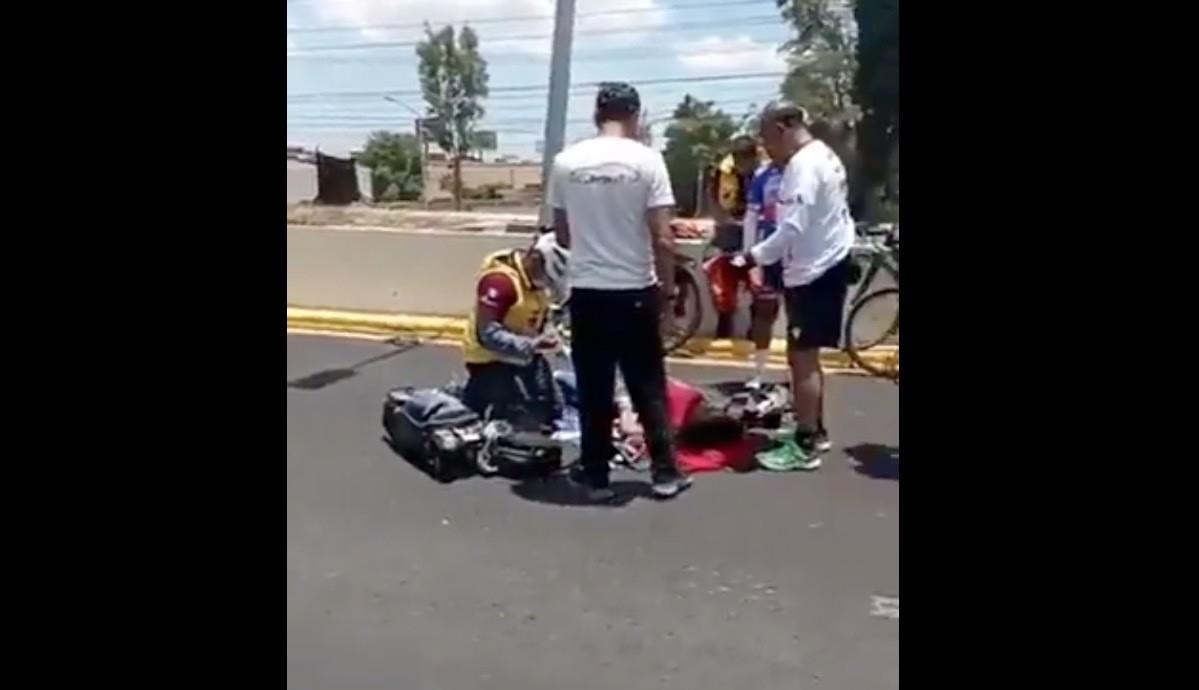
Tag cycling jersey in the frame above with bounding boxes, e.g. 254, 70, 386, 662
747, 164, 783, 244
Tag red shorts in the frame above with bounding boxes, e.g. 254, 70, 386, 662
703, 255, 780, 315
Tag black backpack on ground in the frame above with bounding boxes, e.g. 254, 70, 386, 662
383, 388, 484, 483
477, 428, 563, 479
383, 388, 563, 482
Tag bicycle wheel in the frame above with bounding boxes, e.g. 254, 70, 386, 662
662, 263, 703, 354
846, 283, 898, 351
845, 288, 899, 379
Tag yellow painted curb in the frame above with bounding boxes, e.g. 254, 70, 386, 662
287, 306, 897, 373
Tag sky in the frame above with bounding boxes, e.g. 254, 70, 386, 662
287, 0, 807, 159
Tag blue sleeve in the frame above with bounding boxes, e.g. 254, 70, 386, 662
748, 169, 766, 207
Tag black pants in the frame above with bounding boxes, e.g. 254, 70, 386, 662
462, 356, 561, 432
570, 287, 678, 487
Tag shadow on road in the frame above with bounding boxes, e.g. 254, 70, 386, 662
845, 443, 899, 480
288, 337, 422, 391
509, 474, 651, 508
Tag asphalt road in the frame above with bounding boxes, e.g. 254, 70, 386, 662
287, 334, 898, 690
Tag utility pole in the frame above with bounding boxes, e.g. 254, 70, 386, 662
538, 0, 576, 228
450, 95, 462, 211
416, 117, 429, 208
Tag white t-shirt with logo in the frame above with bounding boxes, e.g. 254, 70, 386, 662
749, 139, 855, 287
549, 136, 675, 290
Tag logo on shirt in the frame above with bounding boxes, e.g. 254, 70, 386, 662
569, 162, 642, 185
480, 287, 501, 308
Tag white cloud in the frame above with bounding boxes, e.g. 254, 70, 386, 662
307, 0, 668, 56
675, 35, 787, 73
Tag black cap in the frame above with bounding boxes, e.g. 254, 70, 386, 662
595, 82, 641, 123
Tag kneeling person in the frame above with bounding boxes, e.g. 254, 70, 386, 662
461, 233, 569, 431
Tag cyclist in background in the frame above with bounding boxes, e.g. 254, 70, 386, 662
742, 159, 785, 388
708, 135, 760, 228
706, 135, 762, 338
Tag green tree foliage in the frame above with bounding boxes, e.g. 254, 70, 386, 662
358, 131, 423, 202
853, 0, 899, 218
776, 0, 899, 220
662, 95, 739, 217
415, 24, 490, 210
776, 0, 858, 124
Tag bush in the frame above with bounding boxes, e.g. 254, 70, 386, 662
463, 183, 506, 200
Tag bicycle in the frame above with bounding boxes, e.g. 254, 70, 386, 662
547, 252, 705, 356
848, 223, 899, 307
844, 225, 899, 381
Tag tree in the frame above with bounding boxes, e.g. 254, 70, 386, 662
416, 24, 490, 210
357, 130, 423, 202
776, 0, 858, 124
662, 95, 739, 217
853, 0, 899, 220
777, 0, 898, 221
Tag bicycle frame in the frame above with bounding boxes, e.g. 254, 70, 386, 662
850, 225, 899, 305
851, 248, 899, 305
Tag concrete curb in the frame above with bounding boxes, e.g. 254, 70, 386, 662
287, 306, 898, 372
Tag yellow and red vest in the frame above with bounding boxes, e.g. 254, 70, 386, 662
462, 250, 551, 365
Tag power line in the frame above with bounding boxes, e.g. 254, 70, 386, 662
289, 101, 776, 131
288, 15, 782, 53
288, 94, 773, 117
287, 43, 787, 65
287, 0, 771, 34
287, 71, 785, 102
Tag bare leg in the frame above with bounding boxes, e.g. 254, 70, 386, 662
787, 346, 822, 433
747, 298, 778, 384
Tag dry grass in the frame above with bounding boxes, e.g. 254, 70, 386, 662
286, 203, 539, 233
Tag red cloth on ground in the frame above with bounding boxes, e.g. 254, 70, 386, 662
666, 377, 755, 473
676, 438, 756, 474
666, 378, 705, 430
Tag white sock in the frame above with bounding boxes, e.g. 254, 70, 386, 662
753, 349, 769, 380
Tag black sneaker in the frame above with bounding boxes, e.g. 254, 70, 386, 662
651, 471, 693, 500
568, 464, 618, 503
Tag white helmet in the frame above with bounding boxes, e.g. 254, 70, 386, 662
533, 232, 570, 299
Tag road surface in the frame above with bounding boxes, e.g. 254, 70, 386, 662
287, 334, 898, 690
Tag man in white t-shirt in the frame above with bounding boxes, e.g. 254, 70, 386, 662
734, 102, 856, 471
549, 81, 691, 502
